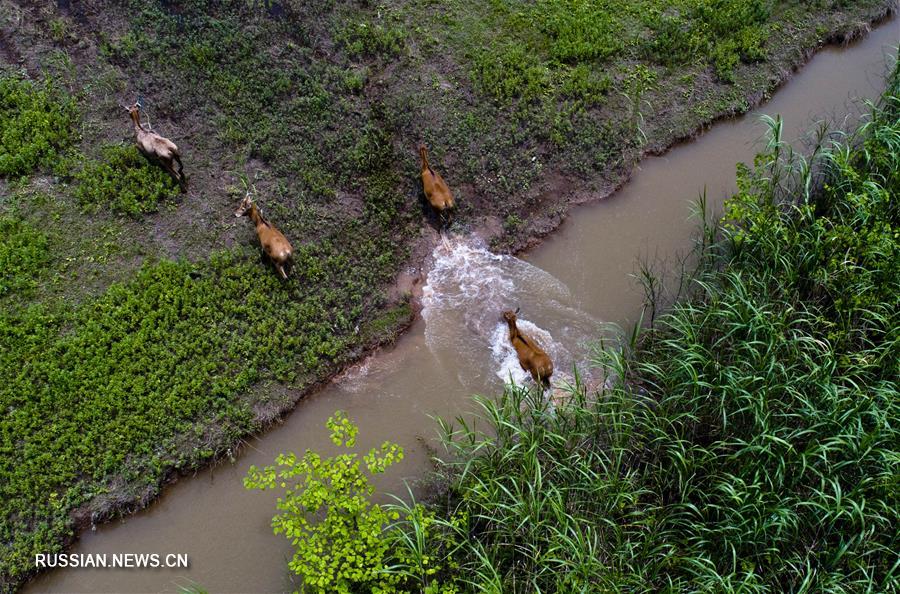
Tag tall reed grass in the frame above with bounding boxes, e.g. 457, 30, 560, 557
384, 59, 899, 593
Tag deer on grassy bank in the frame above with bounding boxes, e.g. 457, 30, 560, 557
419, 144, 454, 223
502, 308, 554, 389
124, 101, 185, 188
235, 193, 294, 280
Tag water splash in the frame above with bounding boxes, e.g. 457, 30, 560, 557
422, 236, 602, 393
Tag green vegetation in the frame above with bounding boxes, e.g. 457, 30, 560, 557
0, 229, 408, 586
245, 412, 405, 592
469, 0, 770, 104
72, 144, 181, 216
0, 217, 49, 299
0, 76, 77, 177
382, 63, 899, 592
246, 414, 465, 594
255, 63, 899, 592
645, 0, 771, 81
0, 0, 893, 590
100, 0, 411, 211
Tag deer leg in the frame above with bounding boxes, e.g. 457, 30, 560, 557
172, 154, 186, 190
160, 158, 176, 180
276, 263, 288, 280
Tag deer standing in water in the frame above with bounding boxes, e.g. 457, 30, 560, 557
419, 144, 454, 222
502, 308, 554, 389
124, 101, 185, 188
235, 193, 294, 280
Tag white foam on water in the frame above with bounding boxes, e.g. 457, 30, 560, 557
421, 235, 603, 393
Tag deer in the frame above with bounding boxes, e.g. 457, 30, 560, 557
502, 308, 554, 389
235, 193, 294, 280
419, 144, 455, 223
123, 101, 185, 188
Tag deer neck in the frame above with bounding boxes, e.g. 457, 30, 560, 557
506, 319, 519, 340
249, 204, 266, 228
130, 111, 144, 135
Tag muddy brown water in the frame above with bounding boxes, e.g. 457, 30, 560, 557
26, 19, 898, 594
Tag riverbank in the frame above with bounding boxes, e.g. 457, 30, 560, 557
1, 1, 896, 590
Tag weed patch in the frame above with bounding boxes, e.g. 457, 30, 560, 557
0, 217, 49, 299
0, 76, 78, 178
71, 144, 181, 216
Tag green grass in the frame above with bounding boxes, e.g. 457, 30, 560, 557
0, 76, 78, 178
379, 61, 900, 593
99, 0, 412, 210
465, 0, 771, 104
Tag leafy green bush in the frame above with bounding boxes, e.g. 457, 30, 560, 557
468, 0, 774, 105
556, 63, 612, 103
72, 144, 180, 216
245, 412, 404, 593
0, 218, 49, 299
0, 76, 78, 177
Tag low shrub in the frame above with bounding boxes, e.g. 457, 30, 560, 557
245, 412, 405, 593
533, 0, 624, 62
470, 41, 551, 103
644, 0, 772, 80
337, 15, 406, 58
72, 144, 181, 216
0, 217, 49, 299
0, 76, 78, 177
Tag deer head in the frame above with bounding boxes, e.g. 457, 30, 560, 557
234, 193, 255, 218
502, 309, 519, 324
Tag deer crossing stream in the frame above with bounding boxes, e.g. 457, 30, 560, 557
27, 18, 898, 594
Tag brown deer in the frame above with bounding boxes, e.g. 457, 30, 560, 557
502, 308, 554, 389
235, 193, 294, 279
124, 101, 184, 188
419, 144, 454, 221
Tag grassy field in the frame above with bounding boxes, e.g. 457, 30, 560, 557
0, 0, 895, 589
374, 61, 899, 593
